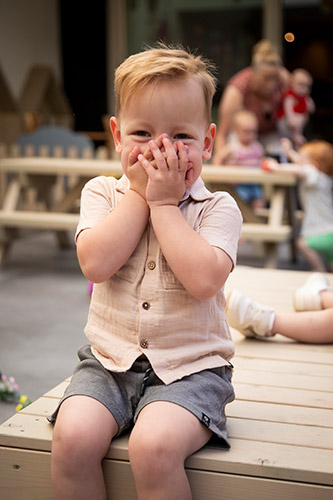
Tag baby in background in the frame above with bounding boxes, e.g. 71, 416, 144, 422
278, 68, 315, 148
220, 110, 265, 208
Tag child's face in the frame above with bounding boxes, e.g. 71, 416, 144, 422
111, 77, 216, 188
235, 118, 258, 146
292, 74, 312, 96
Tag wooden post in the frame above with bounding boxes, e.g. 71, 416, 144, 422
262, 0, 283, 58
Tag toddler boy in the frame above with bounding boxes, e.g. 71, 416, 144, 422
50, 44, 242, 500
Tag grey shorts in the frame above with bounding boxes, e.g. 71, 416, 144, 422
49, 345, 235, 448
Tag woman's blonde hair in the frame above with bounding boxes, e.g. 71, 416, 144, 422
114, 43, 217, 122
251, 39, 281, 68
300, 140, 333, 176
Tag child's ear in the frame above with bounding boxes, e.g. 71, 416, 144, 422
202, 123, 216, 160
110, 117, 122, 154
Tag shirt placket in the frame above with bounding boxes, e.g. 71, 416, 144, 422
137, 222, 159, 353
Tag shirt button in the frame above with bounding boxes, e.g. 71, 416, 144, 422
147, 261, 156, 270
142, 302, 150, 310
140, 339, 149, 349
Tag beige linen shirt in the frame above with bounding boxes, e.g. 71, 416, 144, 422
76, 174, 242, 384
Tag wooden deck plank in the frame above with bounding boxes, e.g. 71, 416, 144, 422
233, 368, 333, 392
234, 383, 333, 409
233, 357, 333, 377
225, 267, 333, 310
227, 400, 333, 427
19, 397, 59, 417
227, 417, 333, 449
232, 337, 333, 364
43, 380, 70, 398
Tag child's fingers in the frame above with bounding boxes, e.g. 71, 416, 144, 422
147, 140, 168, 170
154, 133, 169, 151
138, 153, 157, 176
162, 137, 178, 168
128, 146, 141, 166
176, 141, 188, 171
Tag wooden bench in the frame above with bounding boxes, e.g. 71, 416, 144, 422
0, 215, 291, 241
241, 223, 292, 242
0, 267, 332, 499
0, 211, 79, 231
0, 153, 298, 268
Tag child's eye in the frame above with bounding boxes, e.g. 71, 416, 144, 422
134, 131, 150, 137
175, 133, 190, 140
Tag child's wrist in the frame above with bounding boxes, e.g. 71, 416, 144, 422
149, 200, 179, 210
128, 188, 148, 205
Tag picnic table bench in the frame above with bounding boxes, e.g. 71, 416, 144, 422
0, 266, 332, 499
0, 153, 298, 268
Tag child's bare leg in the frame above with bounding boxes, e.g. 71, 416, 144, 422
273, 307, 333, 343
51, 395, 118, 500
297, 237, 326, 272
129, 401, 212, 500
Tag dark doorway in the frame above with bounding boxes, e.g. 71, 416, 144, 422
284, 4, 333, 142
180, 7, 262, 107
59, 0, 107, 133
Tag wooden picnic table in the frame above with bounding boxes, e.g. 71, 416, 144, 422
0, 266, 332, 499
0, 157, 298, 267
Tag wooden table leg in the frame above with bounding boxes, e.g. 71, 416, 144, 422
286, 186, 300, 263
0, 177, 22, 265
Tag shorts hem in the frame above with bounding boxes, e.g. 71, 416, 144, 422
134, 397, 231, 449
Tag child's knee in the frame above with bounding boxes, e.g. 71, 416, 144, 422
52, 417, 105, 470
53, 421, 87, 465
129, 430, 181, 477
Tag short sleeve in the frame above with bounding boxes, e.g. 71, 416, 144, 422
198, 192, 243, 268
75, 176, 119, 241
303, 164, 320, 187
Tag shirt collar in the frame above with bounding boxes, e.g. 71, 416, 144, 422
116, 174, 213, 202
180, 177, 214, 202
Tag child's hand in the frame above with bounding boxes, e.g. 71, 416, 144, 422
261, 157, 279, 172
138, 137, 189, 207
126, 146, 149, 200
126, 134, 170, 200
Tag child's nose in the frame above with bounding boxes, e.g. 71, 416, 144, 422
155, 133, 169, 143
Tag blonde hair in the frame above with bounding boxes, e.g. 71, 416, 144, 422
299, 140, 333, 176
114, 43, 217, 122
251, 39, 281, 68
232, 110, 258, 130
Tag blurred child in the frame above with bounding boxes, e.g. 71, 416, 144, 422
226, 273, 333, 343
263, 138, 333, 272
278, 68, 315, 148
220, 110, 265, 208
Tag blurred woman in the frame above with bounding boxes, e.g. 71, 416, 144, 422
213, 40, 289, 164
